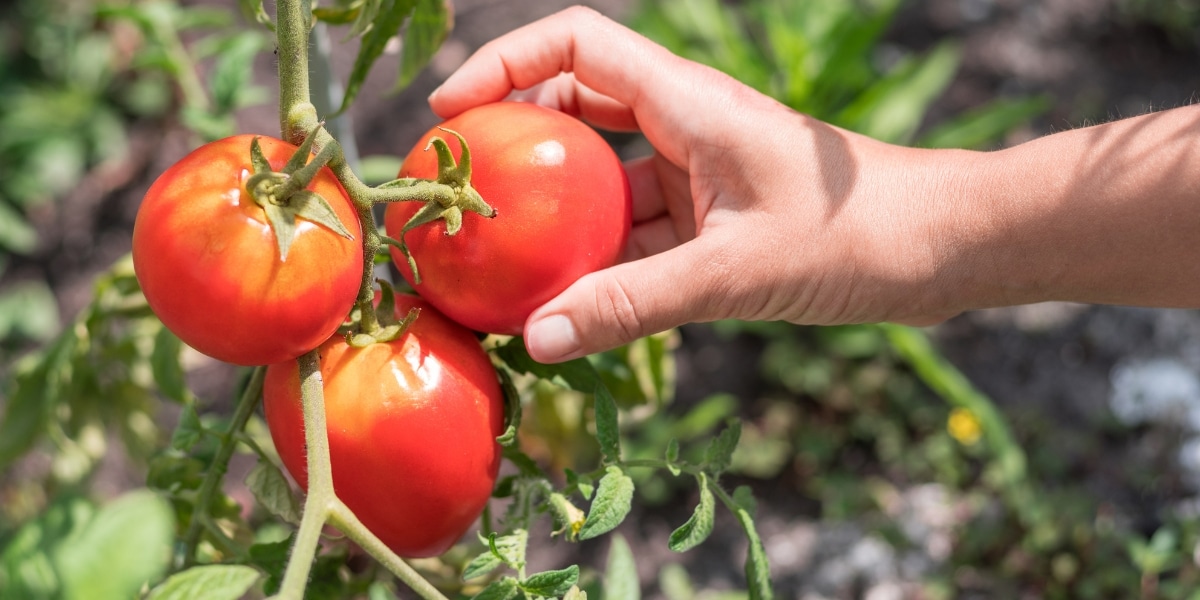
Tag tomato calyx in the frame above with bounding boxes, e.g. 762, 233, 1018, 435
343, 281, 420, 347
378, 128, 496, 284
243, 130, 355, 261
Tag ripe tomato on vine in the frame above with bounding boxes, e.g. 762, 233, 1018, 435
385, 101, 632, 335
262, 293, 506, 558
132, 135, 363, 367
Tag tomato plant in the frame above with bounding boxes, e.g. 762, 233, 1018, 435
262, 293, 505, 558
132, 134, 363, 366
385, 101, 632, 335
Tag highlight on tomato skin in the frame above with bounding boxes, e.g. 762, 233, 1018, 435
262, 293, 505, 559
131, 134, 364, 367
385, 101, 633, 335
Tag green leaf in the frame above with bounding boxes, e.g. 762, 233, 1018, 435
147, 453, 205, 493
665, 439, 681, 476
732, 485, 757, 515
350, 0, 384, 37
471, 577, 519, 600
0, 495, 93, 598
520, 565, 580, 597
209, 31, 268, 113
668, 473, 715, 552
605, 534, 640, 600
0, 280, 60, 342
151, 326, 188, 403
0, 200, 37, 253
238, 0, 274, 29
566, 469, 595, 500
248, 538, 292, 595
918, 95, 1050, 150
579, 466, 634, 541
501, 445, 544, 478
834, 41, 961, 144
0, 330, 75, 469
487, 529, 528, 571
673, 394, 738, 440
54, 490, 174, 600
727, 486, 772, 599
495, 368, 521, 447
493, 337, 603, 392
312, 4, 361, 25
703, 420, 742, 476
246, 459, 302, 524
594, 384, 621, 464
396, 0, 451, 91
462, 549, 503, 581
339, 0, 418, 114
146, 565, 260, 600
169, 403, 203, 451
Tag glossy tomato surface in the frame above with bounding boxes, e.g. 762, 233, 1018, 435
132, 135, 363, 366
262, 294, 505, 558
384, 101, 632, 334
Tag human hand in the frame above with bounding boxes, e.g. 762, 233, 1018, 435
429, 7, 967, 362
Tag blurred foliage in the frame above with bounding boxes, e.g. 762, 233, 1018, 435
1, 490, 175, 599
1118, 0, 1200, 45
0, 0, 268, 359
631, 0, 1049, 148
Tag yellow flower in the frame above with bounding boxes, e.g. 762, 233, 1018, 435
947, 408, 983, 446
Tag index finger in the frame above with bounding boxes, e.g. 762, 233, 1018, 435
427, 6, 731, 167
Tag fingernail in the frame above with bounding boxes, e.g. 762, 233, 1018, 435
526, 315, 580, 363
427, 85, 442, 104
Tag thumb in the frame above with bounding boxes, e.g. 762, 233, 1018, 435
523, 244, 727, 363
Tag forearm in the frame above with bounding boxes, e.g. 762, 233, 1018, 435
938, 104, 1200, 312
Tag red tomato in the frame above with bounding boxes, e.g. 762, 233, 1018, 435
262, 294, 505, 558
384, 102, 632, 335
132, 135, 363, 366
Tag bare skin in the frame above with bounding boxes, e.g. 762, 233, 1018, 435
428, 6, 1200, 364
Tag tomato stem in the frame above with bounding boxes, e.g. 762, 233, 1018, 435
276, 0, 311, 144
328, 502, 452, 600
268, 5, 484, 597
175, 366, 265, 570
274, 351, 335, 599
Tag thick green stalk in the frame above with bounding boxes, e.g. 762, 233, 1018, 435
269, 6, 453, 599
329, 502, 452, 600
274, 351, 335, 599
276, 0, 312, 143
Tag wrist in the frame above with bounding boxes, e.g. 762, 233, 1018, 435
846, 141, 995, 324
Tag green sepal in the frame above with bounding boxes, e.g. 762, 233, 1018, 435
396, 201, 450, 284
429, 132, 469, 185
495, 368, 522, 447
281, 126, 321, 175
245, 132, 355, 263
290, 191, 354, 239
346, 281, 421, 346
262, 202, 297, 261
387, 127, 496, 284
249, 137, 272, 174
